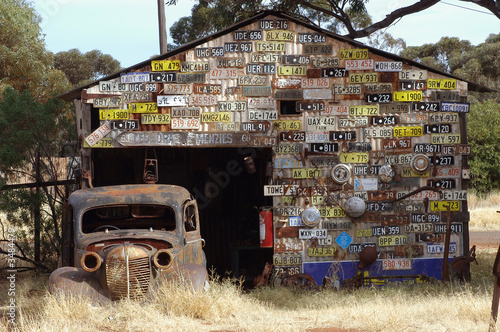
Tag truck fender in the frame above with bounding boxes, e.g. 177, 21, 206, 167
157, 263, 209, 292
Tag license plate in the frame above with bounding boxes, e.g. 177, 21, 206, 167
318, 206, 346, 218
365, 93, 392, 103
266, 30, 295, 41
163, 84, 193, 94
296, 101, 324, 112
321, 68, 347, 77
157, 95, 187, 106
434, 223, 463, 234
424, 124, 452, 134
275, 241, 304, 253
280, 132, 306, 142
130, 82, 158, 93
99, 81, 129, 92
141, 114, 171, 124
412, 214, 441, 223
99, 109, 129, 120
399, 70, 427, 80
301, 78, 330, 88
399, 189, 438, 200
340, 152, 369, 163
274, 158, 303, 168
441, 190, 467, 200
364, 83, 393, 93
274, 143, 303, 154
368, 191, 396, 201
274, 206, 304, 216
247, 98, 276, 109
378, 235, 408, 247
404, 223, 434, 233
413, 102, 439, 112
433, 91, 461, 102
400, 113, 428, 124
309, 157, 338, 167
350, 105, 379, 116
201, 112, 231, 122
93, 97, 122, 108
238, 75, 268, 85
339, 48, 369, 59
323, 220, 352, 231
370, 115, 398, 126
427, 243, 457, 254
431, 134, 461, 144
292, 168, 320, 179
393, 91, 423, 102
83, 137, 113, 148
440, 102, 470, 113
120, 72, 150, 84
427, 79, 457, 90
171, 118, 201, 129
324, 105, 349, 115
311, 143, 338, 153
129, 102, 158, 113
401, 168, 430, 178
428, 178, 456, 189
383, 138, 411, 150
443, 144, 471, 155
299, 229, 328, 239
345, 59, 374, 70
208, 68, 238, 79
248, 110, 277, 121
217, 57, 246, 67
349, 73, 378, 84
339, 117, 368, 127
430, 155, 455, 166
382, 258, 412, 270
308, 247, 336, 257
393, 126, 423, 137
331, 131, 357, 141
85, 121, 111, 147
332, 84, 362, 94
150, 72, 176, 82
151, 59, 180, 71
282, 54, 310, 65
372, 225, 400, 236
374, 61, 403, 72
399, 81, 426, 91
429, 201, 460, 212
394, 201, 424, 213
256, 41, 286, 52
272, 120, 301, 131
171, 107, 201, 117
364, 127, 393, 138
306, 117, 335, 130
434, 167, 461, 178
306, 131, 329, 143
379, 103, 410, 113
311, 57, 340, 67
110, 120, 139, 130
273, 255, 302, 266
278, 66, 307, 76
194, 84, 222, 94
288, 216, 305, 227
365, 202, 393, 212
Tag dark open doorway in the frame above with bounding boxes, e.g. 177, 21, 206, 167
92, 146, 273, 281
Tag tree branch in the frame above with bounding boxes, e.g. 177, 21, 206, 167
460, 0, 500, 19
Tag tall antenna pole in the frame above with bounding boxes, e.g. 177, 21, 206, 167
158, 0, 168, 54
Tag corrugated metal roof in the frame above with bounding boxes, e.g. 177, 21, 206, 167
58, 9, 495, 101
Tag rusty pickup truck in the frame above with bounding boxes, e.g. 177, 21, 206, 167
49, 184, 208, 302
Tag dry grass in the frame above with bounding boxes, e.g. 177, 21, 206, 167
1, 192, 500, 331
469, 191, 500, 231
0, 254, 498, 332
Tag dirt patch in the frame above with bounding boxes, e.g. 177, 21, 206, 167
470, 231, 500, 249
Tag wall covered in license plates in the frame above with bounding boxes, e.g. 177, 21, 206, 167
74, 10, 471, 285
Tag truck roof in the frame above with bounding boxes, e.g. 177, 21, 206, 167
68, 184, 193, 212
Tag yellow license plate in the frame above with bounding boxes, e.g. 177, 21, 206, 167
141, 113, 171, 124
292, 168, 321, 179
427, 79, 457, 90
349, 73, 378, 84
99, 109, 129, 120
401, 168, 430, 177
431, 134, 461, 144
151, 60, 180, 71
201, 112, 232, 122
430, 201, 460, 212
265, 30, 295, 41
378, 235, 408, 247
356, 229, 373, 237
129, 103, 158, 113
339, 48, 369, 59
393, 126, 423, 137
273, 120, 302, 130
393, 91, 423, 102
278, 66, 307, 75
273, 255, 302, 266
349, 105, 379, 116
311, 196, 325, 205
318, 206, 346, 218
256, 41, 286, 52
281, 196, 295, 204
340, 152, 369, 163
83, 137, 113, 148
308, 247, 336, 257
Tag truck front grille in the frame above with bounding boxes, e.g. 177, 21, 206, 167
105, 245, 151, 300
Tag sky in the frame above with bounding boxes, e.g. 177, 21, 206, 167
32, 0, 500, 68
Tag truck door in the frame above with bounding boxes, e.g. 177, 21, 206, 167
183, 200, 206, 266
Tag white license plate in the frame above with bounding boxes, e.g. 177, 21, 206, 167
363, 127, 393, 138
399, 70, 428, 80
339, 117, 368, 128
171, 118, 201, 129
157, 95, 187, 106
332, 84, 362, 94
306, 117, 336, 131
434, 168, 461, 178
274, 158, 303, 168
217, 101, 247, 111
429, 113, 459, 124
299, 229, 328, 239
163, 84, 193, 94
384, 154, 413, 165
441, 190, 467, 200
345, 59, 374, 70
289, 216, 304, 227
306, 131, 329, 143
248, 110, 277, 121
85, 121, 111, 147
382, 258, 412, 270
247, 98, 276, 109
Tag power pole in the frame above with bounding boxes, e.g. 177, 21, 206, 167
158, 0, 168, 54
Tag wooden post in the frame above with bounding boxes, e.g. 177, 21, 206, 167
34, 151, 41, 264
490, 243, 500, 331
158, 0, 168, 54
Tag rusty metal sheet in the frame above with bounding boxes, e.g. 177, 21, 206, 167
274, 89, 303, 100
276, 227, 300, 238
274, 241, 303, 253
272, 78, 302, 89
307, 68, 322, 78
